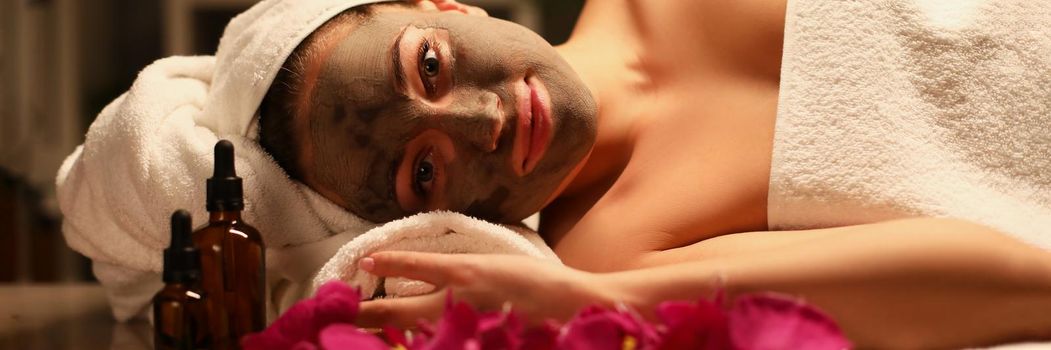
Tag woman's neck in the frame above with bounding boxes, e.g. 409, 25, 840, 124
551, 0, 650, 199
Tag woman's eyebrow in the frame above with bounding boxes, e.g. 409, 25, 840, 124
390, 25, 409, 93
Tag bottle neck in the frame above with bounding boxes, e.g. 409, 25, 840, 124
164, 274, 198, 285
208, 210, 242, 222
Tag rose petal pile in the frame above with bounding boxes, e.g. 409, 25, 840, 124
242, 282, 850, 350
241, 282, 385, 350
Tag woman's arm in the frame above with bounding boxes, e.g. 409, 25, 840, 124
356, 218, 1051, 348
606, 218, 1051, 348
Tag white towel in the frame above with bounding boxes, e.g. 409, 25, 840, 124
770, 0, 1051, 249
54, 0, 550, 321
312, 211, 558, 299
55, 54, 377, 322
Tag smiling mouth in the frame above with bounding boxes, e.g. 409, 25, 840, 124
510, 75, 553, 176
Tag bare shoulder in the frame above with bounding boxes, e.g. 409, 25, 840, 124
627, 0, 788, 79
545, 159, 770, 271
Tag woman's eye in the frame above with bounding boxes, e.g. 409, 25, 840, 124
418, 41, 441, 95
423, 49, 439, 77
412, 151, 436, 197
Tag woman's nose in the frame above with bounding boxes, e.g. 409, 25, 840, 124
436, 90, 504, 152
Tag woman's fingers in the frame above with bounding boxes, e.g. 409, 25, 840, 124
408, 0, 489, 16
355, 252, 480, 328
356, 292, 445, 329
432, 0, 489, 16
359, 251, 473, 286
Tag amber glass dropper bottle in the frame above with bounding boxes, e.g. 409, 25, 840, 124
154, 210, 208, 350
193, 140, 266, 348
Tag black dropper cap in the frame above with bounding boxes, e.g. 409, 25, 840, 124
206, 140, 244, 211
163, 210, 200, 283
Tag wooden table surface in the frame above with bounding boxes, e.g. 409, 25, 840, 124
0, 283, 152, 350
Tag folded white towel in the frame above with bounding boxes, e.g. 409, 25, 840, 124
312, 211, 558, 299
770, 0, 1051, 249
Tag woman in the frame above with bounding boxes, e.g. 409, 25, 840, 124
249, 0, 1051, 348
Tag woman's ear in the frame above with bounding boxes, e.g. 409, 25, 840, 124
408, 0, 488, 17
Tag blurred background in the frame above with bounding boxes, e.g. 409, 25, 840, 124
0, 0, 584, 284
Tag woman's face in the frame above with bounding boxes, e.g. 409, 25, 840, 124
298, 9, 598, 223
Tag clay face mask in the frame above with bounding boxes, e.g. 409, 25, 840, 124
301, 9, 597, 223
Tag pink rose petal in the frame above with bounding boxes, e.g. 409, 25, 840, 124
520, 320, 560, 350
560, 306, 659, 350
560, 314, 626, 350
424, 300, 480, 350
383, 325, 408, 347
318, 324, 388, 350
728, 293, 850, 350
655, 300, 732, 350
478, 311, 523, 350
314, 282, 362, 326
291, 341, 319, 350
242, 281, 363, 350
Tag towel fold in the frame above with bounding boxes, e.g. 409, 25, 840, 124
312, 211, 558, 299
770, 0, 1051, 249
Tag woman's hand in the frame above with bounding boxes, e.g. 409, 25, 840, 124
354, 252, 615, 328
409, 0, 489, 16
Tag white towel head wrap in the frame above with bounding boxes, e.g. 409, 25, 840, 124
200, 0, 398, 137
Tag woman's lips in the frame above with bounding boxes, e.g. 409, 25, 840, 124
511, 75, 553, 176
